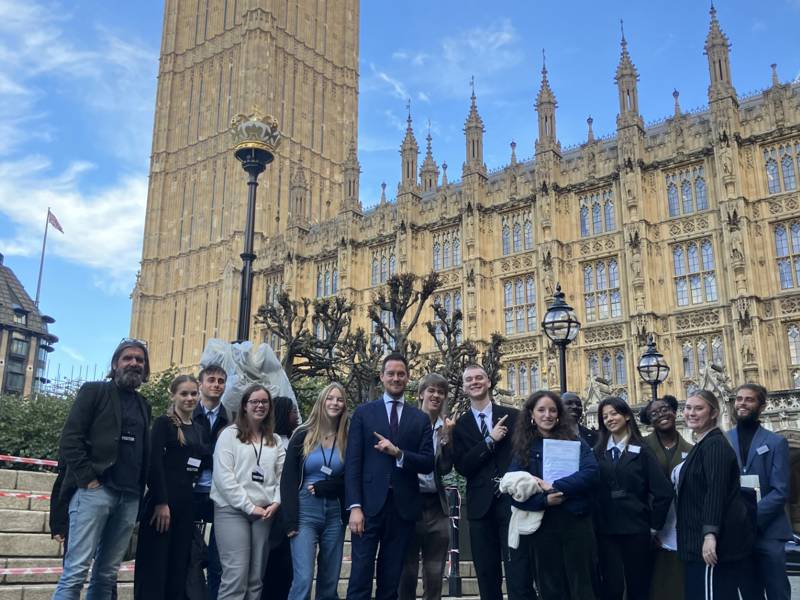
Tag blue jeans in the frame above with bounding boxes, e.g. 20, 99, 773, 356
53, 486, 140, 600
288, 488, 345, 600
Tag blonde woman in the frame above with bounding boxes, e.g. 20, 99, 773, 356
135, 375, 209, 600
212, 384, 285, 600
280, 382, 349, 600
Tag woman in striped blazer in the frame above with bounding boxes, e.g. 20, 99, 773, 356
675, 390, 755, 600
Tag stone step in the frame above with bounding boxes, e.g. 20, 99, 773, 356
0, 490, 50, 513
331, 577, 490, 597
0, 559, 134, 585
336, 558, 478, 579
0, 583, 133, 600
0, 511, 49, 534
0, 534, 62, 558
0, 470, 57, 494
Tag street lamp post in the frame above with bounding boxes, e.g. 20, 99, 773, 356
230, 110, 281, 343
541, 283, 581, 393
637, 334, 670, 402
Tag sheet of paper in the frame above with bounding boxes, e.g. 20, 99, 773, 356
740, 474, 762, 502
543, 439, 581, 483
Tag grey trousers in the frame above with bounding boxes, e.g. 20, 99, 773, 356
214, 504, 273, 600
398, 493, 450, 600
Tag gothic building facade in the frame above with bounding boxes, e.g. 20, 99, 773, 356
132, 6, 800, 426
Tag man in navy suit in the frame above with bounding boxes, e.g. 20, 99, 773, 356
727, 383, 792, 600
345, 353, 435, 600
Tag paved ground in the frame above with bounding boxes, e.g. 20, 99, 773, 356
792, 576, 800, 598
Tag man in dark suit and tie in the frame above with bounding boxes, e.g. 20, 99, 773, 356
727, 383, 792, 600
345, 353, 435, 600
453, 364, 536, 600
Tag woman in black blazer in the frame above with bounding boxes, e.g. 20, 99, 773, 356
676, 390, 755, 600
593, 396, 673, 600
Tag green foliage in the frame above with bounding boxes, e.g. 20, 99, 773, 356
291, 375, 329, 419
0, 393, 74, 467
139, 366, 181, 417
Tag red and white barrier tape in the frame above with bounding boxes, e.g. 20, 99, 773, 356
0, 455, 58, 467
0, 562, 135, 576
0, 491, 51, 500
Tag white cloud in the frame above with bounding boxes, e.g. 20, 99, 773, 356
59, 345, 88, 363
418, 91, 430, 102
372, 64, 410, 100
0, 156, 147, 295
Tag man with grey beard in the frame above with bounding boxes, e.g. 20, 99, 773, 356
53, 339, 152, 600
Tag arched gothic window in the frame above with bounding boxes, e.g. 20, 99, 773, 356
502, 226, 511, 255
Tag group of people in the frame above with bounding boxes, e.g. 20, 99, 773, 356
48, 339, 792, 600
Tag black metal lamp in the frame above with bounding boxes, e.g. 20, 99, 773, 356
637, 334, 670, 402
541, 283, 581, 393
230, 109, 281, 343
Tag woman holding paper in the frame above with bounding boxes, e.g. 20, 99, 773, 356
507, 390, 599, 600
675, 390, 755, 600
134, 375, 210, 600
592, 396, 673, 600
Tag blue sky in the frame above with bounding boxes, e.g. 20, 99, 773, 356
0, 0, 798, 381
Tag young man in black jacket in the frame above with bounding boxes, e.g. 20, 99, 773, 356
53, 339, 151, 600
452, 364, 537, 600
191, 364, 229, 600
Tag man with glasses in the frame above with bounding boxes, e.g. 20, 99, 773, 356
53, 339, 152, 600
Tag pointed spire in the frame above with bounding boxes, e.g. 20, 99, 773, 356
510, 141, 518, 166
420, 120, 439, 193
342, 135, 361, 212
586, 116, 594, 143
380, 182, 387, 204
673, 89, 681, 117
463, 80, 487, 179
771, 63, 780, 87
399, 100, 420, 193
441, 162, 448, 187
704, 3, 736, 102
536, 48, 556, 106
615, 20, 638, 81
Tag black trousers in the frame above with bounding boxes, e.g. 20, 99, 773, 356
346, 491, 415, 600
683, 558, 752, 600
134, 497, 195, 600
597, 533, 652, 600
529, 508, 597, 600
469, 497, 537, 600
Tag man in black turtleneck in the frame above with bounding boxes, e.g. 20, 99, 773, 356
726, 383, 792, 600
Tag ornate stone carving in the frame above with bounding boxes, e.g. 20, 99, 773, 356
780, 295, 800, 315
675, 309, 720, 330
583, 324, 624, 344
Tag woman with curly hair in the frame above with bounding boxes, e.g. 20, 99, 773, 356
506, 390, 599, 600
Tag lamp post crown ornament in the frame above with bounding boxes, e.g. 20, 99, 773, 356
230, 107, 282, 155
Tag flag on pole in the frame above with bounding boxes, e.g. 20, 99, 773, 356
47, 210, 64, 233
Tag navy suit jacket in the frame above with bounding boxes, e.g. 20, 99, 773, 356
726, 425, 793, 541
344, 398, 434, 522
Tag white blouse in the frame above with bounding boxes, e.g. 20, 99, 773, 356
210, 426, 285, 515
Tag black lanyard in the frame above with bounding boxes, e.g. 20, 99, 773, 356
321, 437, 337, 469
251, 435, 264, 466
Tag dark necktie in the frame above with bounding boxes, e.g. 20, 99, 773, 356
610, 447, 621, 463
479, 413, 490, 439
390, 401, 399, 439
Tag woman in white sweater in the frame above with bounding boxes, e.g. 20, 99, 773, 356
211, 384, 285, 600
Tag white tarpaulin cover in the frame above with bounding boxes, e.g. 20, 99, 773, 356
200, 338, 297, 417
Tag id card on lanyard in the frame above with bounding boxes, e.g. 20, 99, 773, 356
320, 438, 336, 477
251, 435, 265, 483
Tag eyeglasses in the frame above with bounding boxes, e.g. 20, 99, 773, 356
248, 400, 270, 406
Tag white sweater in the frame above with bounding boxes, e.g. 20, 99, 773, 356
210, 426, 285, 515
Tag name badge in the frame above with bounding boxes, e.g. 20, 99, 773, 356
757, 445, 770, 455
320, 465, 333, 476
681, 452, 688, 459
121, 433, 136, 443
251, 465, 265, 483
611, 490, 627, 499
627, 445, 641, 454
187, 457, 201, 472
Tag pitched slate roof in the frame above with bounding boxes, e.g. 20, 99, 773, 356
0, 253, 50, 338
